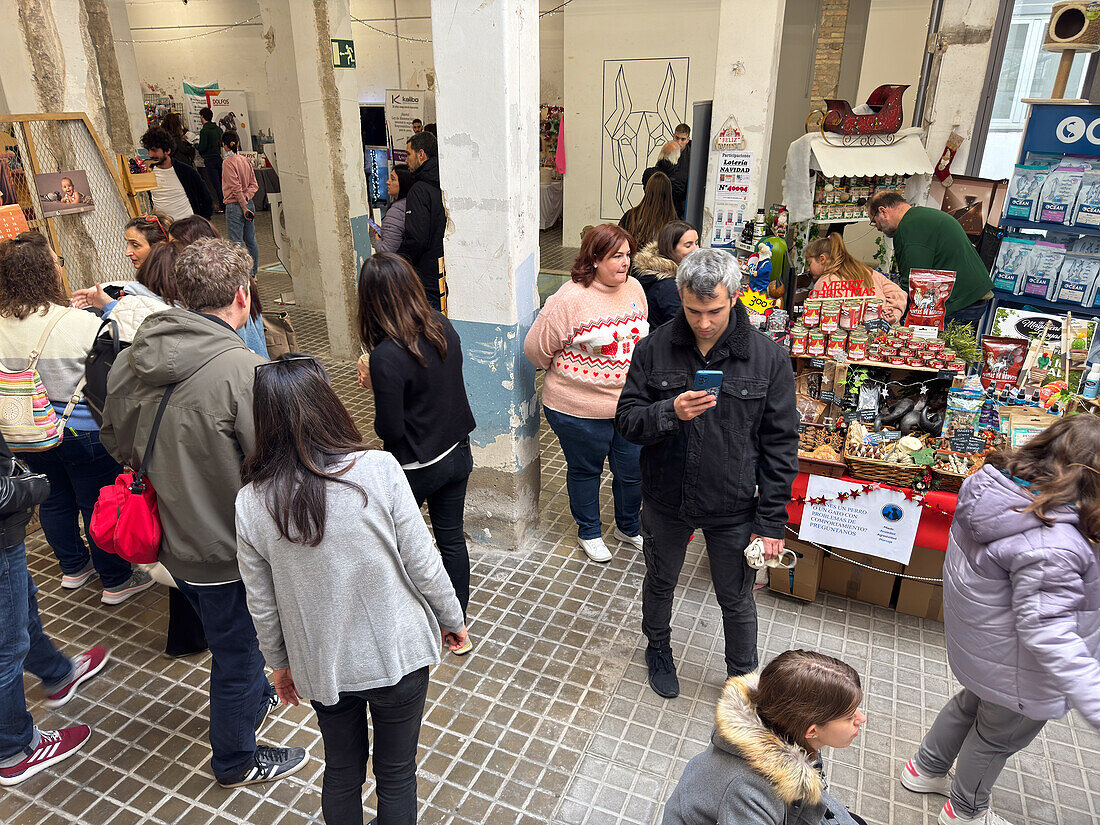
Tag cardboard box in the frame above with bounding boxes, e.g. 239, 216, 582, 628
819, 549, 903, 608
768, 537, 824, 602
896, 547, 946, 622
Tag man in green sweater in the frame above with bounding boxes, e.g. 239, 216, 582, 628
867, 190, 994, 328
196, 107, 224, 213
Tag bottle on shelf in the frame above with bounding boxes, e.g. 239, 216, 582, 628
1083, 362, 1100, 400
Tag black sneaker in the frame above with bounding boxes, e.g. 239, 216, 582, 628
217, 746, 308, 788
646, 646, 680, 698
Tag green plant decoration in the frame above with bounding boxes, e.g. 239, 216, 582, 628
938, 321, 981, 366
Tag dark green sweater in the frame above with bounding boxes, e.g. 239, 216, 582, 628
197, 121, 223, 160
892, 206, 994, 316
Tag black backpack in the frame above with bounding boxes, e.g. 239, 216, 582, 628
84, 318, 129, 426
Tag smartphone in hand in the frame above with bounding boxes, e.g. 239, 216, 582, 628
693, 370, 723, 405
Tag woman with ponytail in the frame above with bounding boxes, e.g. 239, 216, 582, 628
220, 130, 260, 276
902, 414, 1100, 825
805, 233, 905, 323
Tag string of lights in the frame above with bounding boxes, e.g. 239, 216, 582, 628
116, 14, 261, 45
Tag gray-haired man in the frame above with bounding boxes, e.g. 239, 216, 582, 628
616, 249, 799, 698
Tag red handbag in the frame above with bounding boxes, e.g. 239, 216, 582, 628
90, 385, 176, 564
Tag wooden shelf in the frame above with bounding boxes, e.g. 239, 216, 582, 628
795, 355, 946, 374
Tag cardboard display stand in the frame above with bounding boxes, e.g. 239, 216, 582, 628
768, 537, 824, 601
819, 549, 904, 608
896, 547, 946, 621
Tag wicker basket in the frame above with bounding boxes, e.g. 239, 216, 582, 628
844, 451, 921, 487
932, 451, 984, 494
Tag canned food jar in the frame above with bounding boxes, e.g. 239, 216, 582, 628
803, 299, 822, 327
827, 331, 848, 358
894, 326, 914, 341
888, 353, 907, 366
866, 344, 881, 361
941, 348, 956, 360
789, 325, 809, 356
847, 331, 868, 361
843, 299, 865, 327
919, 350, 938, 363
926, 338, 946, 352
879, 346, 898, 359
897, 348, 914, 359
951, 359, 967, 372
807, 329, 827, 357
820, 300, 842, 333
864, 298, 882, 323
907, 356, 925, 367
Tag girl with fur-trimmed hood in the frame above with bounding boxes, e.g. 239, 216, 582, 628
663, 650, 866, 825
632, 220, 698, 329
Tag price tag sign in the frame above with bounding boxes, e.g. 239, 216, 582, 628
740, 290, 772, 315
949, 428, 975, 453
864, 318, 892, 335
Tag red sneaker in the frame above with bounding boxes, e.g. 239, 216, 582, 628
43, 646, 110, 709
0, 726, 91, 786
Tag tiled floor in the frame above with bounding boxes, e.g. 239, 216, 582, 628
4, 217, 1098, 824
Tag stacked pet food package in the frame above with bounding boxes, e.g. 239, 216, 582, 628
999, 154, 1100, 308
790, 295, 887, 362
812, 174, 907, 222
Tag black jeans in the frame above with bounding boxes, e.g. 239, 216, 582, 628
640, 499, 758, 676
311, 667, 430, 825
403, 440, 472, 617
201, 154, 223, 205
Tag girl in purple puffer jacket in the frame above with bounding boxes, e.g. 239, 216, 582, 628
900, 414, 1100, 825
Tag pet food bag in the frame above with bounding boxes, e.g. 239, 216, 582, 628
1072, 234, 1100, 255
1018, 241, 1064, 300
992, 236, 1035, 293
907, 269, 956, 330
1071, 169, 1100, 227
1055, 253, 1100, 305
1004, 165, 1050, 221
1038, 163, 1086, 224
980, 337, 1029, 391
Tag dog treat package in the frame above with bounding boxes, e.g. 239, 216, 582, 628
1004, 165, 1050, 221
1071, 169, 1100, 227
1072, 234, 1100, 255
796, 393, 828, 423
941, 389, 984, 443
907, 269, 955, 330
1055, 253, 1100, 305
992, 236, 1035, 293
1038, 163, 1086, 224
980, 337, 1029, 391
1019, 241, 1065, 300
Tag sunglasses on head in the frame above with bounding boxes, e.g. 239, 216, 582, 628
253, 355, 318, 375
139, 213, 169, 240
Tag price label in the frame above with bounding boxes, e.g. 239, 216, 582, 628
740, 290, 772, 315
949, 428, 975, 453
858, 408, 878, 423
810, 358, 825, 369
864, 318, 892, 335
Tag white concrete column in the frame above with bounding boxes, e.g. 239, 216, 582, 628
431, 0, 541, 550
702, 0, 788, 244
258, 0, 372, 359
0, 0, 145, 157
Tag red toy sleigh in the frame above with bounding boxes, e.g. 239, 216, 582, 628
808, 85, 910, 145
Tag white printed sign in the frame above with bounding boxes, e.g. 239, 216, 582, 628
798, 475, 920, 565
183, 80, 218, 134
384, 89, 434, 163
715, 150, 752, 199
205, 90, 252, 139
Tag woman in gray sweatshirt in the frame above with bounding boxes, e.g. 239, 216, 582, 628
235, 355, 467, 825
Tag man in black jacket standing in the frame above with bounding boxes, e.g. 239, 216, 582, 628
616, 249, 798, 699
399, 132, 447, 311
0, 435, 109, 786
141, 127, 213, 221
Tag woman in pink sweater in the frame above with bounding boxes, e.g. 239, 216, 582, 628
220, 130, 260, 275
524, 224, 649, 563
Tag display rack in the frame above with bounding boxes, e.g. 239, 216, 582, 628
988, 101, 1100, 332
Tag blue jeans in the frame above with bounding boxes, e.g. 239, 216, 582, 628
225, 200, 259, 275
174, 578, 274, 781
0, 544, 73, 764
311, 666, 429, 825
944, 300, 990, 333
22, 430, 131, 588
543, 407, 642, 540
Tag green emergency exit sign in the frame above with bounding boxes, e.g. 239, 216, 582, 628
331, 39, 356, 68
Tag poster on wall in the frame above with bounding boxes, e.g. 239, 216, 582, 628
600, 57, 689, 218
183, 80, 219, 134
798, 475, 920, 565
35, 170, 95, 217
384, 90, 435, 163
205, 90, 252, 139
710, 151, 753, 248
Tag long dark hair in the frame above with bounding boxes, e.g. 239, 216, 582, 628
391, 163, 414, 201
656, 220, 695, 261
623, 171, 677, 247
0, 232, 66, 319
136, 240, 182, 306
986, 413, 1100, 542
357, 252, 446, 366
242, 355, 369, 547
749, 650, 862, 754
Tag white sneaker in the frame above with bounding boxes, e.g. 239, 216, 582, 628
939, 801, 1015, 825
613, 527, 643, 551
901, 759, 951, 796
578, 537, 612, 563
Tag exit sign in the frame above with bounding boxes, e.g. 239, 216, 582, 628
331, 39, 356, 68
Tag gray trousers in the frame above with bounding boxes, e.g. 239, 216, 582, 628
915, 688, 1046, 818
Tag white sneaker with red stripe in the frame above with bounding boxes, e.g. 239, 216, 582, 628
939, 800, 1015, 825
0, 726, 91, 786
43, 646, 110, 709
900, 758, 952, 796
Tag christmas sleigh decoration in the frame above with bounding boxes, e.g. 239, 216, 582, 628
807, 84, 910, 146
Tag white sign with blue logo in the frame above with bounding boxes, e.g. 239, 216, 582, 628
799, 475, 921, 565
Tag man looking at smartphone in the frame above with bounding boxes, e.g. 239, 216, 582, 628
616, 248, 798, 698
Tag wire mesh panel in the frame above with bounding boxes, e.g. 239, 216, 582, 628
10, 117, 134, 291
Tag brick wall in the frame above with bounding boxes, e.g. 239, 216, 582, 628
810, 0, 851, 113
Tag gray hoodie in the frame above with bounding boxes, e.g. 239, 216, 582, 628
944, 464, 1100, 728
100, 308, 266, 583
